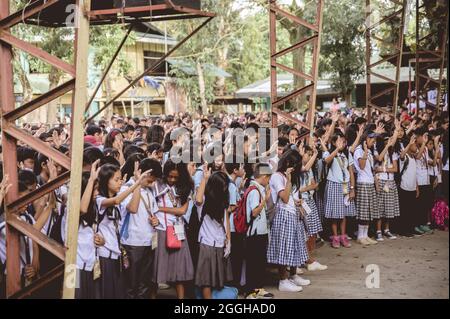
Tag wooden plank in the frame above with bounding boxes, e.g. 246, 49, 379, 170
62, 0, 90, 300
7, 216, 66, 261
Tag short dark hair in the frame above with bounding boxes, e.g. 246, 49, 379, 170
139, 158, 163, 178
17, 147, 36, 162
147, 142, 163, 154
86, 124, 102, 136
124, 124, 135, 133
225, 163, 240, 175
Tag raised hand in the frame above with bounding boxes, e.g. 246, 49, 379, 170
286, 167, 294, 182
47, 159, 58, 181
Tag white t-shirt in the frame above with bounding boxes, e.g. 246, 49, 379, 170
428, 89, 438, 105
269, 172, 296, 213
374, 150, 399, 181
400, 154, 417, 191
354, 145, 375, 184
121, 181, 158, 247
416, 152, 430, 186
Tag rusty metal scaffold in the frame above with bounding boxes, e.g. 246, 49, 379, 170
0, 0, 214, 299
365, 0, 407, 122
269, 0, 324, 139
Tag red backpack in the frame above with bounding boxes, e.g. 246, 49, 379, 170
233, 185, 261, 234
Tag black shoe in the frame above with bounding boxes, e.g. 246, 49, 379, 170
403, 232, 414, 238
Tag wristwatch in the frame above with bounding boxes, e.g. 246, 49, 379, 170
350, 186, 355, 190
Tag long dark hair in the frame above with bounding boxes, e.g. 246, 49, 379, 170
98, 164, 120, 198
104, 129, 123, 150
146, 125, 165, 145
80, 172, 96, 227
162, 159, 193, 205
277, 149, 302, 191
121, 153, 145, 183
375, 136, 394, 165
203, 171, 230, 224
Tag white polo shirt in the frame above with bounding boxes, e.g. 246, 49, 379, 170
154, 183, 184, 231
62, 212, 95, 271
416, 152, 430, 186
121, 180, 158, 247
323, 151, 353, 183
400, 154, 417, 191
269, 172, 296, 213
246, 181, 268, 237
354, 145, 375, 184
374, 150, 399, 181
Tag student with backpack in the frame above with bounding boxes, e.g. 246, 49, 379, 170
243, 163, 274, 299
267, 149, 310, 293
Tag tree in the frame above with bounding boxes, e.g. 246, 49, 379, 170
320, 0, 365, 106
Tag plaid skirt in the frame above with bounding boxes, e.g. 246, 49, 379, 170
356, 183, 380, 221
376, 180, 400, 219
314, 192, 325, 222
325, 181, 356, 219
304, 198, 323, 236
267, 208, 309, 267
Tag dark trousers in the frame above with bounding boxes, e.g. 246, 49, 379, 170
418, 185, 433, 226
396, 189, 418, 235
123, 245, 155, 299
245, 234, 268, 293
230, 232, 245, 289
75, 269, 95, 299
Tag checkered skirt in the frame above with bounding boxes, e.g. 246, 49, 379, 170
356, 183, 380, 221
324, 181, 357, 219
314, 192, 325, 222
304, 198, 323, 236
267, 207, 309, 267
376, 180, 400, 219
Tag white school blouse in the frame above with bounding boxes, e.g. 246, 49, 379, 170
196, 202, 227, 248
121, 179, 158, 247
374, 150, 399, 181
323, 151, 353, 183
95, 196, 127, 259
416, 152, 430, 186
269, 172, 296, 213
400, 154, 417, 192
354, 145, 375, 184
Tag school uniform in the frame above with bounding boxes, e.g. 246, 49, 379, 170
245, 181, 269, 292
195, 202, 233, 289
0, 212, 35, 289
267, 173, 309, 267
323, 151, 356, 219
397, 154, 418, 235
152, 182, 194, 284
121, 179, 158, 299
61, 211, 96, 299
416, 152, 433, 226
95, 196, 127, 299
354, 146, 380, 221
295, 170, 323, 236
374, 151, 400, 219
442, 155, 449, 203
228, 175, 245, 289
314, 158, 327, 221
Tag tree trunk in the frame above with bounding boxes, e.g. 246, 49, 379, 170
103, 75, 114, 120
13, 55, 37, 124
215, 8, 230, 96
46, 67, 61, 125
345, 92, 352, 108
196, 61, 208, 114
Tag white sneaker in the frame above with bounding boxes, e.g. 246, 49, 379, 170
296, 267, 304, 275
307, 261, 328, 271
278, 279, 303, 292
158, 283, 170, 290
289, 275, 311, 286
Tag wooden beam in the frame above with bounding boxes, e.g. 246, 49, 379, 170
272, 83, 314, 109
63, 0, 90, 300
270, 4, 319, 32
0, 30, 76, 76
7, 216, 66, 261
272, 107, 310, 131
272, 62, 314, 82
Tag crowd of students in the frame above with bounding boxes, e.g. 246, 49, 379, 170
0, 103, 448, 299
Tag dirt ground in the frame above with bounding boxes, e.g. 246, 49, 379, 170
158, 230, 449, 299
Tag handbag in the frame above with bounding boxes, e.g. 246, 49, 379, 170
163, 194, 182, 249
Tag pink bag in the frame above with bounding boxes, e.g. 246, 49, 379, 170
431, 199, 449, 230
163, 195, 181, 249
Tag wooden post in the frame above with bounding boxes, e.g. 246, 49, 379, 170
131, 98, 135, 118
62, 0, 91, 299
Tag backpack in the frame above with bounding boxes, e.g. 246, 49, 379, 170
431, 199, 449, 229
233, 185, 260, 234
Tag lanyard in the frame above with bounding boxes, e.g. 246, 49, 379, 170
335, 153, 348, 182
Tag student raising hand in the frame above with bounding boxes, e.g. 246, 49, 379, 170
0, 174, 12, 207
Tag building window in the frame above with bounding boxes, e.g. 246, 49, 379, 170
144, 50, 167, 75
